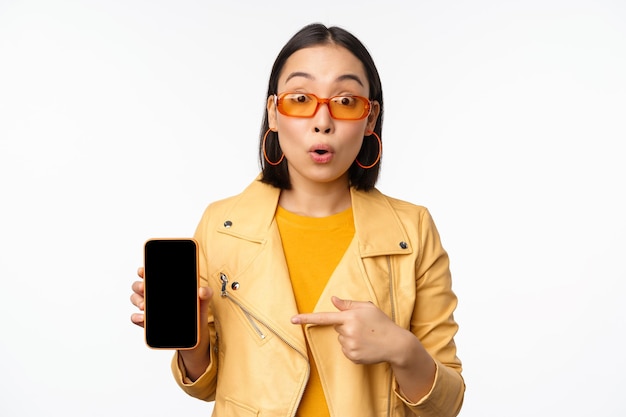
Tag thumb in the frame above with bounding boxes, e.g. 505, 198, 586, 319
331, 296, 355, 311
199, 286, 213, 319
199, 286, 213, 301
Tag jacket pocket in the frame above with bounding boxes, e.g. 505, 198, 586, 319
225, 397, 259, 417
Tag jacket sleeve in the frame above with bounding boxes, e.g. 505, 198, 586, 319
170, 205, 219, 401
399, 208, 465, 416
170, 327, 218, 401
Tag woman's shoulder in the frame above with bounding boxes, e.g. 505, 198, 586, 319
352, 187, 442, 246
197, 179, 280, 226
357, 187, 432, 219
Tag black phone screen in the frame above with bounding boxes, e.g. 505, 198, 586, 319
144, 238, 199, 349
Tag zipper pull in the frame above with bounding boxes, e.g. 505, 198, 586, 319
220, 273, 228, 296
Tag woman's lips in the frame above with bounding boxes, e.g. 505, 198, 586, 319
309, 144, 334, 163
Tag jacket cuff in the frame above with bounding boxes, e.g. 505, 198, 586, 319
395, 360, 465, 416
171, 351, 216, 401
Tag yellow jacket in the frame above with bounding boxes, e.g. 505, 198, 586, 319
172, 178, 465, 416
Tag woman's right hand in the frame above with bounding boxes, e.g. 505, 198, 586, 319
130, 267, 147, 327
130, 266, 214, 381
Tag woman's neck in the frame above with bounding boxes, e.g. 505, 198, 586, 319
279, 177, 352, 218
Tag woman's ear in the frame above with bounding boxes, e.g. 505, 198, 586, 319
267, 95, 278, 131
366, 100, 380, 133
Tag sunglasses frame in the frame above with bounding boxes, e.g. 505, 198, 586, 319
274, 92, 372, 120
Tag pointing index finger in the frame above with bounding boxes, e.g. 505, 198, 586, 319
291, 311, 344, 326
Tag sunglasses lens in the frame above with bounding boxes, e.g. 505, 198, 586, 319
278, 93, 317, 117
329, 96, 369, 120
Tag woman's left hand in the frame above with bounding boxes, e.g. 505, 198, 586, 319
291, 296, 402, 365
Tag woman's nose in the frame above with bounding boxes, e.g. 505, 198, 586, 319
313, 102, 333, 133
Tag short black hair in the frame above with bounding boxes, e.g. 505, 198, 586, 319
259, 23, 384, 191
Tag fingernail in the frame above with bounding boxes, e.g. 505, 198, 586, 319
291, 316, 300, 324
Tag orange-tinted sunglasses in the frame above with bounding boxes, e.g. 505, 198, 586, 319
275, 92, 372, 120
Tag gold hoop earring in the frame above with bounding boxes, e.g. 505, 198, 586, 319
356, 131, 382, 169
263, 128, 284, 166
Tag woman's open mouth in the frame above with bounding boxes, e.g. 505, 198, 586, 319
309, 145, 334, 163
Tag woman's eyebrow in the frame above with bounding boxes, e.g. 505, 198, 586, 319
284, 72, 365, 87
284, 71, 313, 83
336, 74, 364, 87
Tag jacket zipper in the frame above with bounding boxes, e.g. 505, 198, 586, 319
387, 256, 396, 323
220, 275, 267, 339
386, 255, 396, 417
220, 273, 310, 417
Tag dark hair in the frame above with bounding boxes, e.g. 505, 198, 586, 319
259, 23, 384, 191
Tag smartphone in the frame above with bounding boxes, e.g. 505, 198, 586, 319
143, 238, 199, 349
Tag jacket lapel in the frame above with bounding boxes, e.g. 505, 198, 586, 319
312, 187, 413, 312
351, 187, 413, 257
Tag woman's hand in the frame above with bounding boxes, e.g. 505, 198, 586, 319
291, 296, 436, 402
130, 266, 214, 381
291, 296, 401, 364
130, 267, 146, 327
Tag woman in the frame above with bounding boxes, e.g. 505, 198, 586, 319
131, 23, 465, 417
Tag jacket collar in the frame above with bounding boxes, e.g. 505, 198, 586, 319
218, 178, 413, 256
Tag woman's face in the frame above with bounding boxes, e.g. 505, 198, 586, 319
267, 44, 379, 189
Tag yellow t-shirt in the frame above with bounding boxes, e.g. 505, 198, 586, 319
275, 205, 355, 417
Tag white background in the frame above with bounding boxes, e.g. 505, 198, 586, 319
1, 0, 625, 416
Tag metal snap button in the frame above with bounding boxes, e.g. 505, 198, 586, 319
399, 241, 408, 249
224, 220, 233, 228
